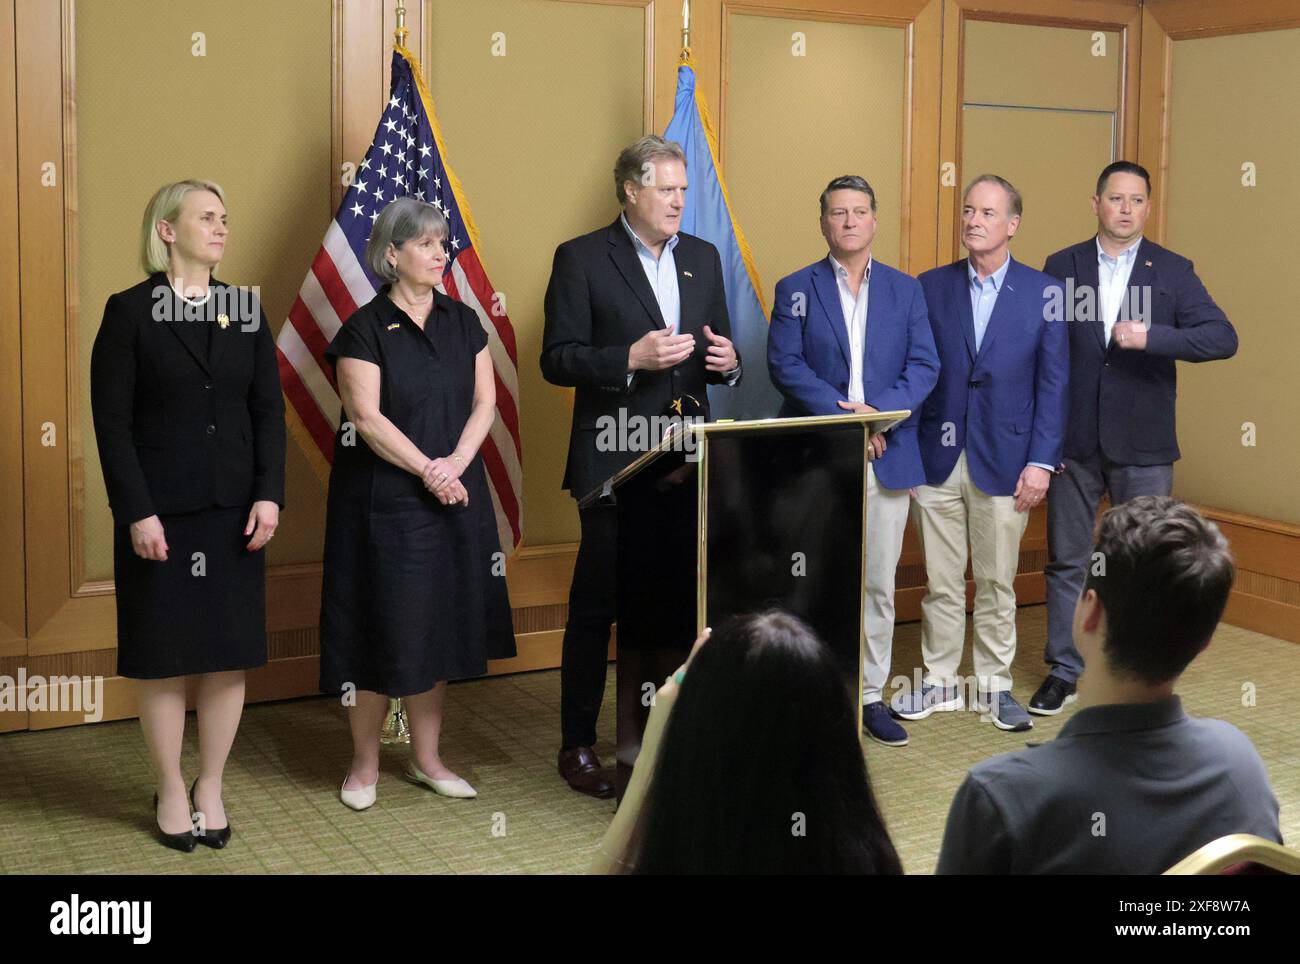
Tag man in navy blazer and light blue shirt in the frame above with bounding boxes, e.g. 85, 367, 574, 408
1031, 161, 1238, 716
768, 175, 940, 747
893, 174, 1068, 732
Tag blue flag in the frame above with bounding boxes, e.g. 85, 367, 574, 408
664, 59, 782, 420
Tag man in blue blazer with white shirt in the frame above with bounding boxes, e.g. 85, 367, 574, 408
894, 174, 1068, 733
768, 175, 940, 747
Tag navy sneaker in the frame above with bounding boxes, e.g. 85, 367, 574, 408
862, 701, 908, 746
890, 682, 964, 720
974, 690, 1034, 732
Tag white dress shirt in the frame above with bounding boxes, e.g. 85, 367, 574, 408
1097, 236, 1142, 345
829, 254, 871, 404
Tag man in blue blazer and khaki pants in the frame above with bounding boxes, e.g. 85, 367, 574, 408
768, 175, 940, 747
1031, 161, 1238, 715
895, 174, 1068, 732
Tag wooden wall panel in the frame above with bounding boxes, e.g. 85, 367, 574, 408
0, 0, 25, 667
4, 0, 1296, 733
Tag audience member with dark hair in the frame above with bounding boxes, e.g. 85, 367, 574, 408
593, 611, 902, 874
937, 497, 1281, 874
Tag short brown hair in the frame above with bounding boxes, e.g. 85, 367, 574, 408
1084, 497, 1235, 684
819, 175, 877, 216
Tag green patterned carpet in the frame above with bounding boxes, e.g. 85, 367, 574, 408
1, 606, 1295, 874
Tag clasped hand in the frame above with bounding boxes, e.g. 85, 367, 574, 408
422, 456, 469, 506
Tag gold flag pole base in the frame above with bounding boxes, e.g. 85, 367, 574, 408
380, 697, 410, 744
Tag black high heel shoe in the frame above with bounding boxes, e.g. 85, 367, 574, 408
153, 792, 198, 853
190, 778, 232, 849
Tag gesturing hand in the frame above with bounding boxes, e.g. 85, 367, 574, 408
701, 325, 737, 372
629, 328, 696, 372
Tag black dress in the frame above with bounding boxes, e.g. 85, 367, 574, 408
318, 288, 515, 697
90, 275, 286, 679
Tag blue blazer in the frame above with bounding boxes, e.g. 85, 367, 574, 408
767, 257, 940, 490
1043, 237, 1238, 466
916, 257, 1068, 496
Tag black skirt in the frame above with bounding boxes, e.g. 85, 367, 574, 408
112, 506, 268, 679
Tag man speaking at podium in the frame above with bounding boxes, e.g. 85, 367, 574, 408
767, 175, 939, 748
541, 135, 741, 798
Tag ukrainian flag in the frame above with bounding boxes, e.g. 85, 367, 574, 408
664, 56, 782, 420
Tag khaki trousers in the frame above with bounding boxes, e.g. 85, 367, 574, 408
913, 450, 1028, 693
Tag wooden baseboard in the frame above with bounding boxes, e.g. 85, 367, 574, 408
1196, 505, 1300, 644
18, 631, 620, 731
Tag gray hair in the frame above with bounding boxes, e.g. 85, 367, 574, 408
963, 174, 1022, 218
819, 175, 877, 216
366, 197, 449, 282
613, 135, 687, 204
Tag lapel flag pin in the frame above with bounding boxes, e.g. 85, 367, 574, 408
387, 322, 401, 330
1145, 260, 1153, 267
683, 270, 693, 278
217, 314, 230, 329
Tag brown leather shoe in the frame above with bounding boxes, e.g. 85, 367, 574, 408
558, 746, 615, 799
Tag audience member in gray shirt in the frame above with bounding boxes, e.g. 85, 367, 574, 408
936, 496, 1281, 874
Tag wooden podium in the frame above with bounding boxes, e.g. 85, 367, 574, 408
577, 410, 909, 796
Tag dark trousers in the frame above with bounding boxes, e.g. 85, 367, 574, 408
560, 503, 617, 749
1044, 452, 1173, 682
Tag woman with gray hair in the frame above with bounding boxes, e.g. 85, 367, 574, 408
319, 196, 515, 810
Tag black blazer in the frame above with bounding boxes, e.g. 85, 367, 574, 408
1042, 238, 1238, 466
90, 273, 287, 526
540, 218, 740, 499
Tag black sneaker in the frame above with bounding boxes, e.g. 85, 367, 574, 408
1028, 676, 1077, 716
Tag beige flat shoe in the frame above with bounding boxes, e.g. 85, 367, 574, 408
340, 775, 377, 811
405, 762, 477, 799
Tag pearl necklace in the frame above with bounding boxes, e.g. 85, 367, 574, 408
168, 275, 213, 307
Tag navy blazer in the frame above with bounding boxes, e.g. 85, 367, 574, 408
89, 273, 286, 526
540, 219, 739, 499
917, 257, 1068, 496
1042, 237, 1238, 465
766, 257, 939, 490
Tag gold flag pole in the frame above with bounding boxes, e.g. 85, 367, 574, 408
394, 0, 409, 49
382, 0, 411, 746
681, 0, 691, 57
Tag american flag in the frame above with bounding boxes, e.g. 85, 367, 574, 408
276, 47, 523, 552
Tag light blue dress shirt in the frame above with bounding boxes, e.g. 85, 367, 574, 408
621, 213, 680, 334
968, 253, 1011, 354
619, 213, 739, 385
967, 254, 1053, 475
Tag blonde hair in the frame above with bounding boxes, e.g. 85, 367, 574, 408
139, 179, 227, 274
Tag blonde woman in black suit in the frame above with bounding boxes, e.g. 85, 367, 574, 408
90, 179, 286, 852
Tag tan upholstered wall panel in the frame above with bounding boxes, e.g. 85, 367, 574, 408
1166, 27, 1300, 524
961, 107, 1113, 271
964, 21, 1120, 113
425, 0, 646, 546
724, 13, 906, 298
76, 0, 334, 579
